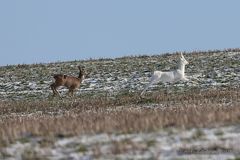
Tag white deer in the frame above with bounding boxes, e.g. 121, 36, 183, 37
141, 53, 189, 96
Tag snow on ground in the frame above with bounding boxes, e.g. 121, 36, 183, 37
2, 125, 240, 160
0, 51, 239, 100
0, 50, 240, 160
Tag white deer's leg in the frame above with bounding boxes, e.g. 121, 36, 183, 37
141, 76, 159, 96
141, 83, 151, 96
182, 77, 189, 81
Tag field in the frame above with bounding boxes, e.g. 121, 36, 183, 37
0, 49, 240, 160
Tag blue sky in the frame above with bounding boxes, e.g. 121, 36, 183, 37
0, 0, 240, 66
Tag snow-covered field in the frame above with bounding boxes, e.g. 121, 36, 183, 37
2, 125, 240, 160
0, 50, 240, 160
0, 50, 239, 100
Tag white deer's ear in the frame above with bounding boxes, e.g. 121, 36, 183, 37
180, 52, 184, 58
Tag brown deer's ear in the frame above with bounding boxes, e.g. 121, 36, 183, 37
80, 66, 86, 71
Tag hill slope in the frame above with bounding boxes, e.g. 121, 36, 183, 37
0, 49, 240, 100
0, 49, 240, 160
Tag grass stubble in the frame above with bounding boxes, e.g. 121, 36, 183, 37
0, 87, 239, 147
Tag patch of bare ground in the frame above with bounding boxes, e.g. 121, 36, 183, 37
0, 87, 240, 146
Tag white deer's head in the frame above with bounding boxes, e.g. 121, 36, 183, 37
180, 52, 189, 65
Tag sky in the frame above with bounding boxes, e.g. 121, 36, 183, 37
0, 0, 240, 66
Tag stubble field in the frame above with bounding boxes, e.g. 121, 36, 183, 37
0, 49, 240, 160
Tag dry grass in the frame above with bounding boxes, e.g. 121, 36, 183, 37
0, 87, 240, 146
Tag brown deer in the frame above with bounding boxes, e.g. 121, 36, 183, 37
50, 66, 85, 98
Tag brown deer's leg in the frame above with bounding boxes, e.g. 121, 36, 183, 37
50, 83, 56, 96
50, 83, 61, 98
67, 89, 72, 96
68, 86, 76, 97
71, 89, 75, 97
68, 89, 74, 97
